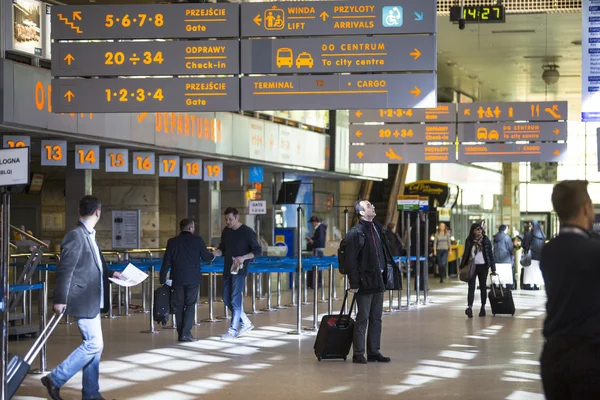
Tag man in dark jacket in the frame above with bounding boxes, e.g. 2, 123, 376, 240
493, 225, 514, 264
42, 196, 120, 400
160, 218, 214, 342
540, 180, 600, 399
346, 199, 400, 364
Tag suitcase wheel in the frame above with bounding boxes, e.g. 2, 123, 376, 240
343, 356, 347, 361
317, 356, 322, 362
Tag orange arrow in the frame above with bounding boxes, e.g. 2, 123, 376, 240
355, 110, 363, 118
553, 150, 560, 156
464, 109, 471, 116
72, 11, 82, 21
64, 53, 74, 65
320, 11, 329, 22
64, 90, 75, 102
137, 112, 148, 122
357, 151, 364, 159
355, 130, 363, 137
410, 48, 421, 60
553, 128, 560, 135
253, 14, 262, 26
409, 86, 421, 97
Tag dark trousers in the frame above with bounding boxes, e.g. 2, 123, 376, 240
436, 250, 449, 279
172, 284, 199, 338
353, 291, 384, 357
541, 338, 600, 399
467, 264, 488, 307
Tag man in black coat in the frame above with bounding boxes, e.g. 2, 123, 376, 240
540, 180, 600, 399
42, 196, 120, 400
160, 218, 214, 342
345, 199, 400, 364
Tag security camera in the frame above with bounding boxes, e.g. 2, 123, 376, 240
458, 18, 466, 30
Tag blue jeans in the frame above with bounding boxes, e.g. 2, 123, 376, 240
436, 250, 449, 277
222, 274, 251, 332
50, 314, 103, 399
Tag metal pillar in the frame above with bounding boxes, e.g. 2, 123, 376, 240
104, 282, 118, 320
302, 270, 309, 305
1, 192, 10, 400
124, 287, 131, 316
140, 265, 158, 334
415, 212, 421, 304
193, 284, 201, 326
343, 208, 349, 314
305, 265, 319, 331
249, 273, 263, 315
423, 212, 429, 305
276, 272, 287, 309
403, 213, 412, 310
201, 272, 219, 323
319, 272, 326, 303
213, 273, 222, 302
328, 265, 334, 315
288, 205, 305, 335
30, 278, 48, 375
286, 272, 297, 307
261, 272, 277, 312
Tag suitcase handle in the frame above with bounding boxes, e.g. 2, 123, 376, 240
337, 290, 357, 326
24, 309, 66, 365
490, 274, 504, 298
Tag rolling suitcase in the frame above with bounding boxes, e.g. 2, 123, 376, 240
314, 290, 357, 361
488, 275, 515, 316
7, 310, 65, 399
153, 285, 171, 326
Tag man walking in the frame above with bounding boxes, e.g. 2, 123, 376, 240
345, 199, 399, 364
160, 219, 214, 342
42, 196, 120, 400
213, 207, 262, 340
540, 180, 600, 399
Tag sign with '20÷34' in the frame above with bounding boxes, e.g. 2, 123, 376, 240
52, 40, 240, 77
52, 4, 239, 40
350, 124, 456, 144
240, 0, 436, 37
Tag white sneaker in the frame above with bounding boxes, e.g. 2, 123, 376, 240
220, 329, 238, 341
238, 324, 255, 337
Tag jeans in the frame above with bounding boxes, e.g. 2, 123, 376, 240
436, 250, 449, 278
172, 284, 199, 338
467, 264, 489, 307
50, 314, 103, 399
353, 291, 384, 357
222, 274, 251, 332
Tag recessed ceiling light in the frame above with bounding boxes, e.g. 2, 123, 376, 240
571, 39, 582, 46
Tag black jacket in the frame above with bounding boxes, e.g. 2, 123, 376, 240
160, 231, 214, 286
522, 220, 545, 261
310, 224, 327, 249
54, 223, 116, 318
493, 230, 514, 264
345, 219, 400, 294
459, 235, 496, 273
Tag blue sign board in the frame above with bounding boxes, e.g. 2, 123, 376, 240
582, 0, 600, 121
249, 166, 264, 183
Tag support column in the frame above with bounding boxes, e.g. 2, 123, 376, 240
176, 178, 188, 230
65, 167, 92, 230
501, 163, 521, 230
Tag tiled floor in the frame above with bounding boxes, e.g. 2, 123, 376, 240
12, 280, 547, 400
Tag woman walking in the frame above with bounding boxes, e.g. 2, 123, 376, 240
459, 222, 496, 318
433, 222, 452, 283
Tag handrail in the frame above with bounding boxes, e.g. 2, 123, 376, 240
10, 225, 50, 248
10, 252, 59, 259
9, 243, 17, 250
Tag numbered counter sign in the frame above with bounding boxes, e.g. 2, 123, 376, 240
75, 145, 100, 169
105, 149, 129, 173
182, 158, 202, 180
41, 140, 67, 166
204, 161, 223, 181
159, 155, 180, 178
3, 135, 30, 149
133, 152, 156, 175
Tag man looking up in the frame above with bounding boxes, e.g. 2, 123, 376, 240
213, 207, 262, 340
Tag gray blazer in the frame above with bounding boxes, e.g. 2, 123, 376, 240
54, 223, 114, 318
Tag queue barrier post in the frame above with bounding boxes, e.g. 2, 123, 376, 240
140, 265, 158, 334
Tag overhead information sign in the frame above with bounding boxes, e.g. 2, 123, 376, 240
240, 35, 435, 74
459, 143, 567, 163
51, 4, 239, 40
240, 0, 436, 37
458, 101, 568, 122
582, 0, 600, 121
0, 147, 29, 187
350, 144, 453, 163
458, 122, 567, 142
52, 40, 240, 77
241, 73, 436, 111
350, 123, 456, 144
51, 77, 239, 113
350, 103, 456, 123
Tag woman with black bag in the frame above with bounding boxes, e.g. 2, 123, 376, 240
459, 222, 496, 318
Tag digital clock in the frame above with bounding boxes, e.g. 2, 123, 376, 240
449, 5, 506, 23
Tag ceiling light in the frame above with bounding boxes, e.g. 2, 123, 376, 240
571, 39, 582, 46
542, 64, 560, 85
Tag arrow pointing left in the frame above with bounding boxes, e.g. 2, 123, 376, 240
64, 91, 75, 102
64, 54, 74, 65
253, 14, 262, 27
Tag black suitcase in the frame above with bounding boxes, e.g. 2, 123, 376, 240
7, 310, 65, 399
153, 285, 171, 326
488, 276, 516, 316
314, 290, 356, 361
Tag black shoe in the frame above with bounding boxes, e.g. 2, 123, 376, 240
352, 355, 368, 364
368, 354, 391, 362
178, 335, 199, 342
41, 376, 63, 400
465, 307, 473, 318
479, 307, 486, 317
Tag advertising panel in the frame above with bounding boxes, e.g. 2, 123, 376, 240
11, 0, 43, 57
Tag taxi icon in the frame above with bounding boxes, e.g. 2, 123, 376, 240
276, 48, 294, 68
488, 129, 499, 140
296, 52, 314, 68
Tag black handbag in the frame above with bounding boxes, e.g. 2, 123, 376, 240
459, 257, 475, 282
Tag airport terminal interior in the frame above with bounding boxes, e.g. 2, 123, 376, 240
0, 0, 597, 399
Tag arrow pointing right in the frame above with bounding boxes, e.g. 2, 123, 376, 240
410, 48, 421, 60
409, 86, 421, 97
64, 90, 75, 102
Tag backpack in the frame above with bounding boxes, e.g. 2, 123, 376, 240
338, 228, 365, 275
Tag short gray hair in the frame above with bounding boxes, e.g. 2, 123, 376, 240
354, 199, 366, 217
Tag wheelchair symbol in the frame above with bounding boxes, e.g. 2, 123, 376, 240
382, 6, 403, 27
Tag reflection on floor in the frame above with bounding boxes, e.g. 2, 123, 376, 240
12, 280, 547, 400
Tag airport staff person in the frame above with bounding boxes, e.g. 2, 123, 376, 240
42, 196, 120, 400
160, 219, 215, 342
540, 180, 600, 399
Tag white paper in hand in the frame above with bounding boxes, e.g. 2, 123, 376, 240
109, 263, 148, 287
